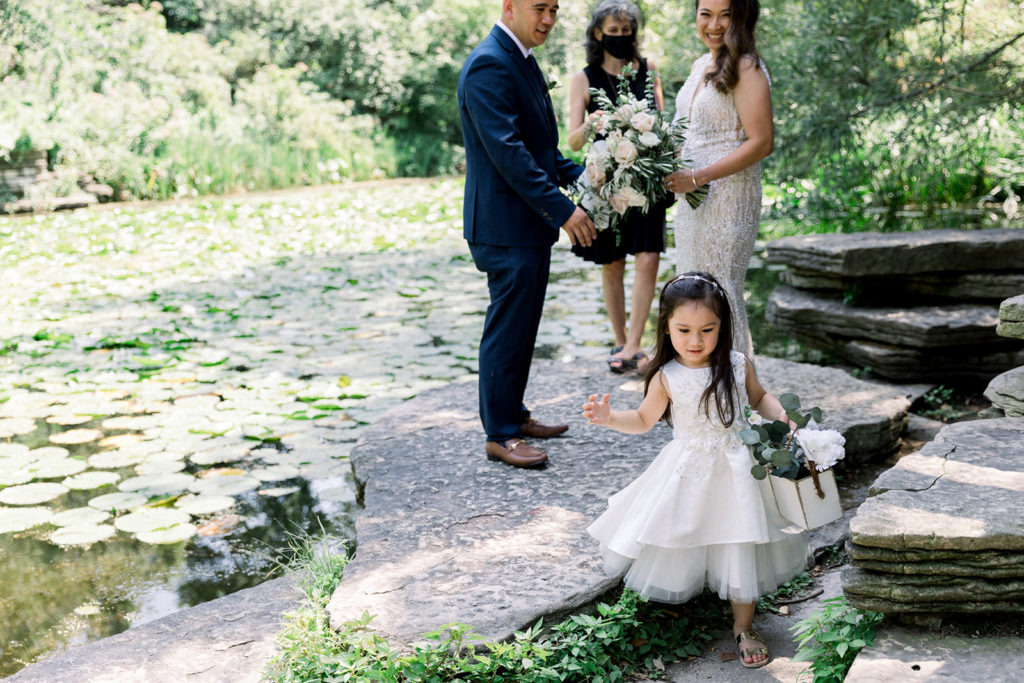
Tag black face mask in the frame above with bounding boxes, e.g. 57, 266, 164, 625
601, 34, 635, 60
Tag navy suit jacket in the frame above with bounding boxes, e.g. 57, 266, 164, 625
458, 26, 582, 248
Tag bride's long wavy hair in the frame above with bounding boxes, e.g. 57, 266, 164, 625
697, 0, 761, 93
643, 272, 737, 427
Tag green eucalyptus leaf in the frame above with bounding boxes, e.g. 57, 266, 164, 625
767, 421, 791, 442
795, 414, 812, 429
779, 393, 801, 412
811, 407, 823, 423
750, 464, 768, 480
771, 450, 796, 468
753, 425, 769, 441
738, 429, 762, 445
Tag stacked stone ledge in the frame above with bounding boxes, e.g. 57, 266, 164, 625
842, 417, 1024, 615
983, 294, 1024, 417
764, 229, 1024, 381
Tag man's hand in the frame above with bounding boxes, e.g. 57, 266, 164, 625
561, 206, 596, 247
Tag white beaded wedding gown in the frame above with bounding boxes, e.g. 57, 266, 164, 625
587, 352, 808, 604
672, 53, 766, 356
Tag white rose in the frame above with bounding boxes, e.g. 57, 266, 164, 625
613, 139, 639, 166
584, 162, 606, 189
631, 111, 656, 132
609, 186, 645, 215
638, 131, 660, 147
795, 429, 846, 470
587, 139, 610, 166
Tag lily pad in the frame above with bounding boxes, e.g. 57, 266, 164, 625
0, 506, 54, 533
118, 473, 195, 496
50, 524, 116, 546
189, 445, 249, 465
174, 494, 236, 515
189, 474, 260, 496
88, 492, 148, 512
46, 414, 93, 426
27, 446, 70, 460
88, 450, 149, 469
135, 459, 186, 475
114, 508, 191, 533
249, 465, 300, 482
0, 443, 31, 458
0, 482, 69, 505
135, 522, 198, 544
51, 507, 111, 527
63, 470, 121, 490
0, 418, 37, 436
49, 428, 103, 445
257, 486, 300, 497
102, 415, 162, 430
26, 458, 88, 479
0, 468, 33, 487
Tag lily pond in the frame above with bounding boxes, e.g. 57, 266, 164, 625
4, 178, 1002, 675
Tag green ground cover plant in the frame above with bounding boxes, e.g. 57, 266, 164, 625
264, 533, 728, 682
791, 596, 884, 683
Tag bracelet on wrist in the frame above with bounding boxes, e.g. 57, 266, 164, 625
690, 168, 698, 187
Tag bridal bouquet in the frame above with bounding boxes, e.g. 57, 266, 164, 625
572, 66, 707, 236
741, 393, 846, 482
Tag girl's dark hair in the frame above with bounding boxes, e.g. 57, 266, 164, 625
643, 271, 737, 426
584, 0, 644, 68
696, 0, 761, 93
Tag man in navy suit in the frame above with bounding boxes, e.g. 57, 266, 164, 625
458, 0, 596, 469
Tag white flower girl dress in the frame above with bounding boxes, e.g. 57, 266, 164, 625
588, 351, 809, 603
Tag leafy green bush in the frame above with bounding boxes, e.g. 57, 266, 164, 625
1, 0, 391, 201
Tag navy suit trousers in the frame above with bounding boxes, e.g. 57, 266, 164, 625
468, 242, 551, 442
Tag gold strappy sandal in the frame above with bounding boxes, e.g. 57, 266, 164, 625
735, 630, 771, 669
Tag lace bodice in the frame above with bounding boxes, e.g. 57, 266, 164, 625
662, 351, 747, 442
671, 53, 771, 164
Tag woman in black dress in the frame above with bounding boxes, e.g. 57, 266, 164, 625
568, 0, 668, 373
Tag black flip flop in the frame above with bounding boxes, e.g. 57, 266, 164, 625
608, 352, 646, 374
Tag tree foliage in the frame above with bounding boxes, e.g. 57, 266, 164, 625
1, 0, 1021, 214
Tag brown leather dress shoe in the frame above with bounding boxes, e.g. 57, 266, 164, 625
485, 438, 548, 468
519, 417, 569, 439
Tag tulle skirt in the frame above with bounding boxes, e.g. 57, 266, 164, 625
588, 436, 810, 604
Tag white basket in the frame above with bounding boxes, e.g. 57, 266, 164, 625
769, 467, 842, 530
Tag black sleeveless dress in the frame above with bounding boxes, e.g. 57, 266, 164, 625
572, 59, 668, 265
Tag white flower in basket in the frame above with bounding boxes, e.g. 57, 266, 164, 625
740, 393, 846, 530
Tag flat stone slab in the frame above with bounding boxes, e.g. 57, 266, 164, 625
5, 575, 299, 683
843, 566, 1024, 606
767, 286, 1010, 349
850, 418, 1024, 553
985, 366, 1024, 417
845, 626, 1024, 681
781, 269, 1024, 303
998, 294, 1024, 339
1001, 293, 1024, 322
325, 356, 913, 642
766, 228, 1024, 277
767, 286, 1024, 380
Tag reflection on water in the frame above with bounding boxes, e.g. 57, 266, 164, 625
0, 417, 356, 677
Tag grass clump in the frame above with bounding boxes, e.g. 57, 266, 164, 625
263, 533, 727, 682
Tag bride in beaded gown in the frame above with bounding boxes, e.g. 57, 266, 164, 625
663, 0, 774, 357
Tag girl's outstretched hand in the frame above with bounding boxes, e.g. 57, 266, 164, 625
582, 393, 611, 426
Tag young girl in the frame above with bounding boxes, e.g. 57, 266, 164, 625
582, 271, 808, 669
